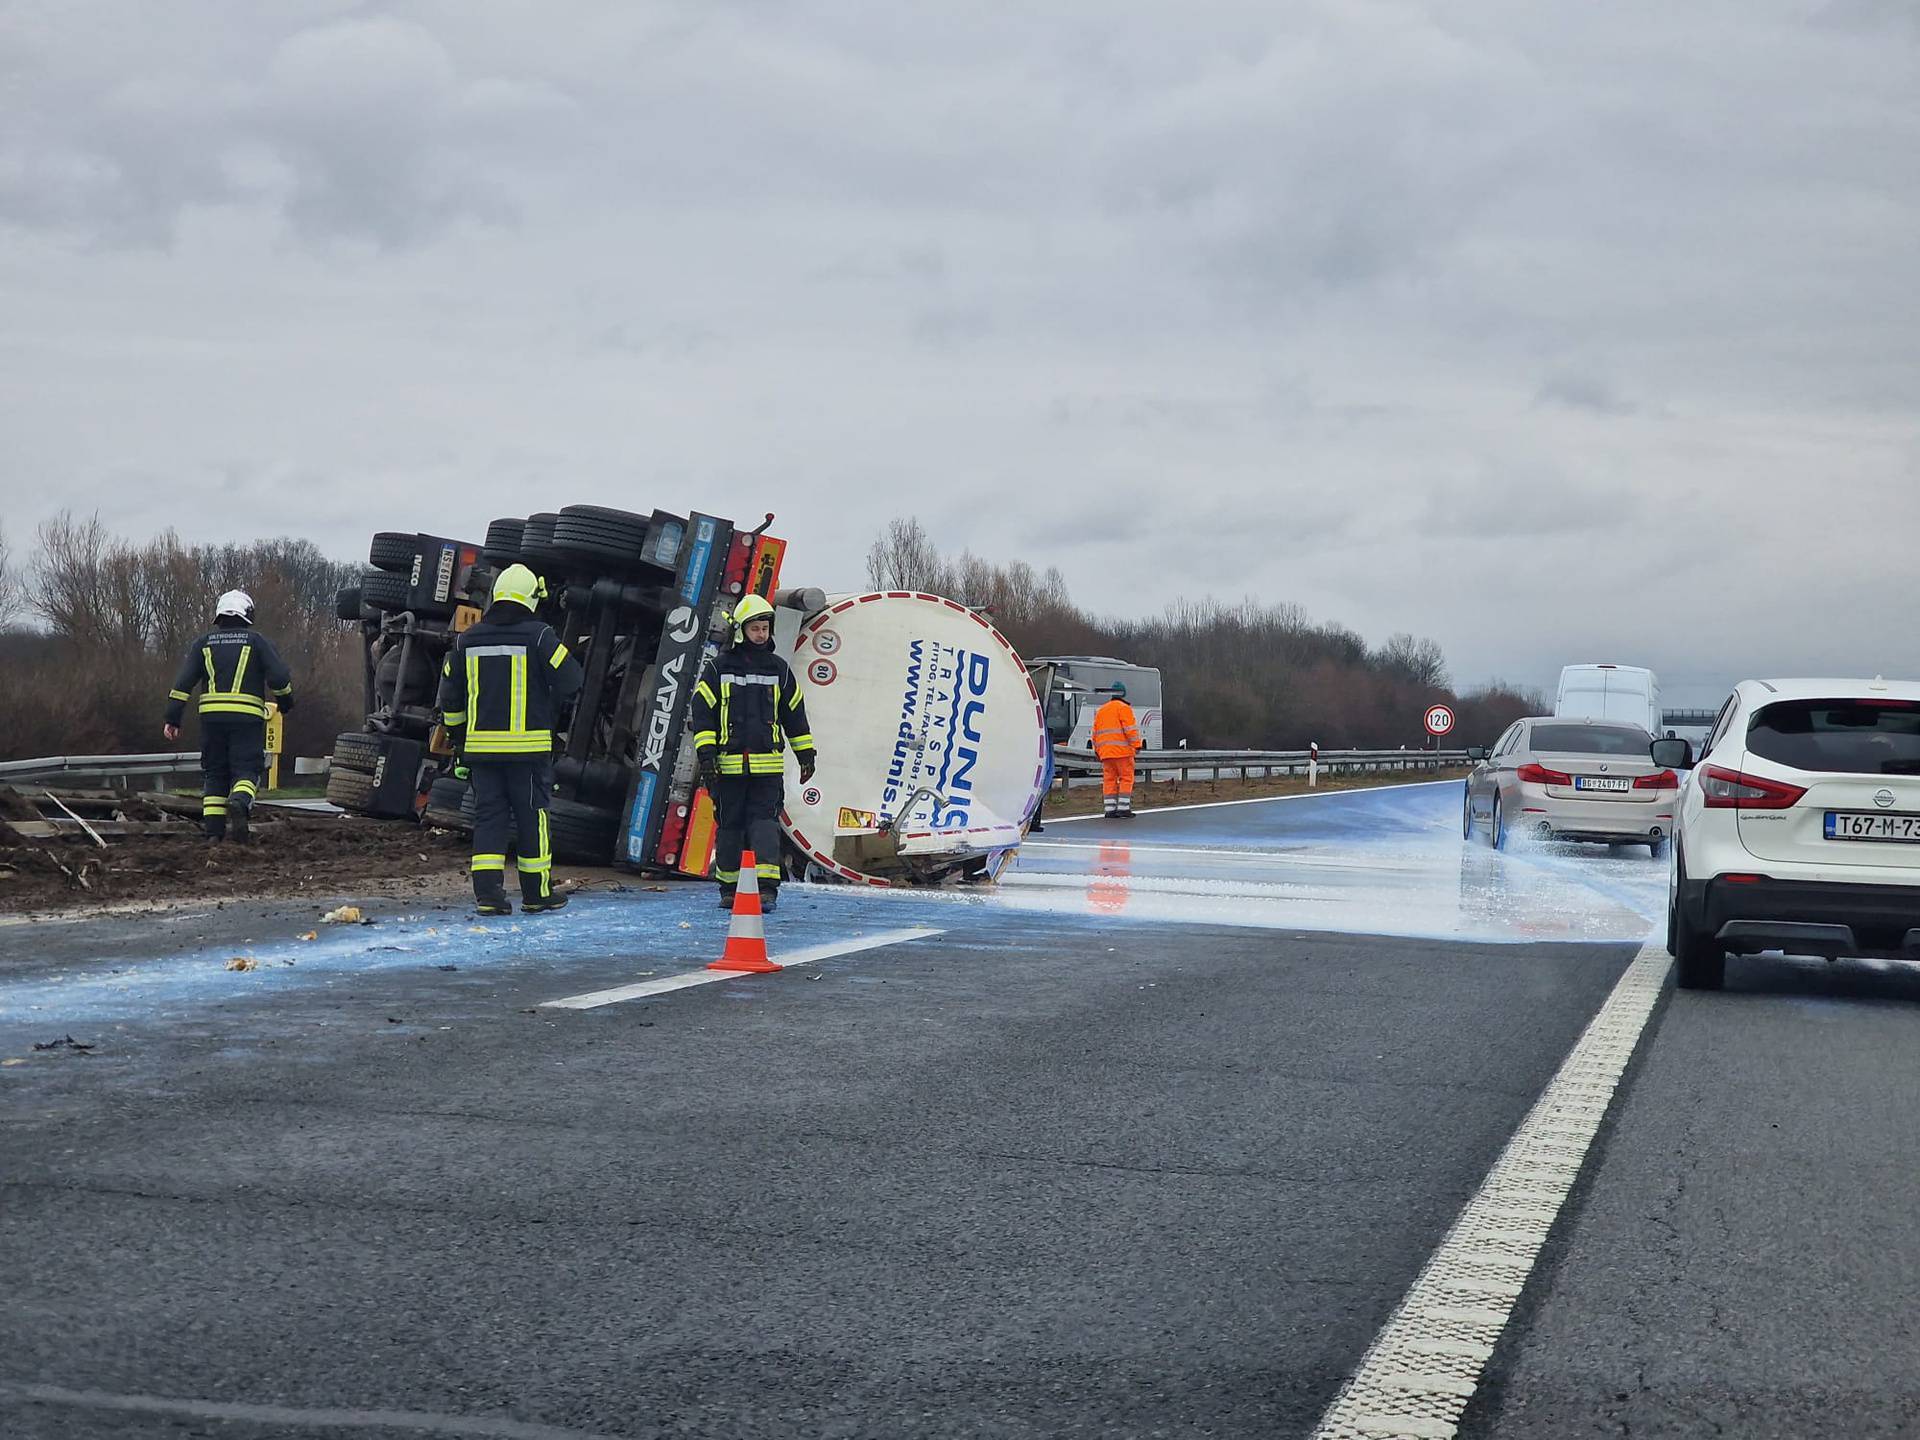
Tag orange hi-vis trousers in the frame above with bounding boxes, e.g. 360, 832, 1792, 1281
1101, 755, 1135, 815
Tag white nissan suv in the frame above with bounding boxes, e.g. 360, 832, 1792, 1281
1659, 677, 1920, 990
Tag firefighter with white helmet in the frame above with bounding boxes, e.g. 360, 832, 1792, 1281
163, 589, 295, 843
436, 564, 585, 916
687, 593, 817, 911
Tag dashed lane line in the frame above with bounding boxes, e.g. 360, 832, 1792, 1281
1309, 938, 1671, 1440
537, 926, 946, 1010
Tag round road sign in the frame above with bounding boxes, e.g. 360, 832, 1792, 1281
1424, 704, 1456, 737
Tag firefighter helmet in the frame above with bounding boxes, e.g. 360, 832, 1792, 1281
492, 563, 544, 610
732, 593, 776, 640
215, 589, 255, 624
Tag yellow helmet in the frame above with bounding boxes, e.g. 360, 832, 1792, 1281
732, 593, 776, 640
492, 563, 545, 610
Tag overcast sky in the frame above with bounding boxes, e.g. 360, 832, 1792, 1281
4, 0, 1916, 705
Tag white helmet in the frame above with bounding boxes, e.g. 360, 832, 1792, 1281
216, 589, 255, 623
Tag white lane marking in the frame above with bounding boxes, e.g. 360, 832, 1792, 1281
1045, 778, 1454, 823
538, 927, 945, 1010
1, 1383, 612, 1439
1310, 939, 1671, 1440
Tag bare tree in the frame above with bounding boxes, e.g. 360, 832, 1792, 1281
0, 522, 18, 619
1373, 633, 1450, 691
865, 516, 944, 591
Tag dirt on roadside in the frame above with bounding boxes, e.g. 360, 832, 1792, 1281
0, 809, 480, 916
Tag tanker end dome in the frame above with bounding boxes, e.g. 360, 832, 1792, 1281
779, 591, 1048, 885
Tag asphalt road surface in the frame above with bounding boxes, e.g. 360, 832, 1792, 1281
4, 781, 1916, 1438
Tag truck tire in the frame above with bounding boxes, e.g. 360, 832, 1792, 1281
326, 767, 376, 812
482, 517, 526, 566
334, 585, 365, 622
330, 731, 385, 775
368, 532, 416, 574
520, 513, 564, 570
360, 569, 413, 613
547, 795, 620, 866
422, 774, 472, 831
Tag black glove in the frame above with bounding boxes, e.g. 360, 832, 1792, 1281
276, 694, 296, 714
797, 752, 817, 785
698, 751, 720, 789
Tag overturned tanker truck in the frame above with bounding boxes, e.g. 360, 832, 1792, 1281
326, 507, 1047, 886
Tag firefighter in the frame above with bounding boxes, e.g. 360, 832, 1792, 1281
1091, 681, 1144, 819
163, 590, 295, 843
689, 594, 817, 913
437, 564, 584, 917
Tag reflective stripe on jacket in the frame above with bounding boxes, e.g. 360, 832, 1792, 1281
1091, 698, 1142, 760
689, 641, 815, 777
437, 604, 584, 759
166, 627, 293, 724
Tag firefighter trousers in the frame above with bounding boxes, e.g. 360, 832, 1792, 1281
713, 774, 785, 894
470, 757, 554, 904
1100, 755, 1136, 817
201, 718, 266, 837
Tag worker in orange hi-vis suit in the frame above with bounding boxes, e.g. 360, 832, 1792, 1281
1091, 681, 1144, 819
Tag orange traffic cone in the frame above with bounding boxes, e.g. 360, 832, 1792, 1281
708, 847, 781, 973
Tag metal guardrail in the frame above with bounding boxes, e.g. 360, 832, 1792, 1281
0, 753, 202, 789
1052, 746, 1470, 783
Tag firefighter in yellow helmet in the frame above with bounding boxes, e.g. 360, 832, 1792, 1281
437, 564, 584, 916
687, 594, 817, 912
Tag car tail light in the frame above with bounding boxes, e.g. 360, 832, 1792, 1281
1634, 769, 1679, 789
1516, 763, 1572, 786
1722, 873, 1765, 885
1699, 764, 1807, 809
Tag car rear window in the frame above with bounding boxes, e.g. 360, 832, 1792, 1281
1747, 700, 1920, 774
1530, 724, 1652, 755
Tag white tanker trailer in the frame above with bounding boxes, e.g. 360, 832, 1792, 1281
774, 591, 1049, 886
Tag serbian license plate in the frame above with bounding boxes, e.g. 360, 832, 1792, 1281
1825, 811, 1920, 842
1574, 777, 1631, 792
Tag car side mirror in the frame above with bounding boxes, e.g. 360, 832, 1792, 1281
1650, 738, 1693, 770
1465, 745, 1489, 762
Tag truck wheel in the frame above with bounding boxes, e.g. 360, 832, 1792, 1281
330, 731, 386, 775
1670, 857, 1725, 990
325, 767, 376, 812
368, 532, 416, 573
554, 507, 648, 567
421, 774, 472, 832
334, 585, 365, 622
482, 517, 526, 566
546, 796, 621, 866
360, 569, 413, 613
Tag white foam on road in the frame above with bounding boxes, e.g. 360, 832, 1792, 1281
539, 926, 945, 1010
1310, 939, 1673, 1440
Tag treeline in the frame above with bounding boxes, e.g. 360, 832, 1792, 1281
865, 517, 1539, 748
0, 514, 362, 765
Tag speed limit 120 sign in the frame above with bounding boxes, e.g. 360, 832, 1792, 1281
1424, 704, 1456, 737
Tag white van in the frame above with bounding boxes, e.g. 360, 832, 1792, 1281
1554, 664, 1663, 736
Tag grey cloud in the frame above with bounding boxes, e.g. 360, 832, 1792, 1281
1535, 371, 1638, 416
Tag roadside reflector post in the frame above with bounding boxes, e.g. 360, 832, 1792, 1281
1309, 741, 1319, 788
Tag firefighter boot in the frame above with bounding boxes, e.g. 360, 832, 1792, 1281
473, 874, 513, 917
717, 886, 736, 910
227, 801, 251, 845
761, 887, 779, 914
520, 871, 568, 914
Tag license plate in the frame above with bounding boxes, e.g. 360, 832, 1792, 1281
1824, 811, 1920, 842
1574, 777, 1630, 792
